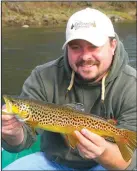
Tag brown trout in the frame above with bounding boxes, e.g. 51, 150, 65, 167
2, 95, 137, 162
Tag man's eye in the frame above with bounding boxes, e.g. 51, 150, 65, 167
92, 45, 97, 48
71, 45, 80, 50
89, 45, 97, 49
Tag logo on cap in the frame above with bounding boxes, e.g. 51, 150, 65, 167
71, 21, 96, 30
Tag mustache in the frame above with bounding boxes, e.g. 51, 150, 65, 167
76, 60, 100, 67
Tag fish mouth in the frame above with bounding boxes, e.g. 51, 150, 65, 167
3, 95, 13, 113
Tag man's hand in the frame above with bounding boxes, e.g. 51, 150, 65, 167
2, 104, 24, 146
74, 129, 107, 159
74, 128, 131, 170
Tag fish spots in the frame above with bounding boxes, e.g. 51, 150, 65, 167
6, 97, 121, 138
111, 128, 118, 134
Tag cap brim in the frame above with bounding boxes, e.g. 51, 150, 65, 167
62, 30, 108, 49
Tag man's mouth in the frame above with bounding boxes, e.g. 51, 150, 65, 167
80, 64, 94, 68
76, 60, 99, 67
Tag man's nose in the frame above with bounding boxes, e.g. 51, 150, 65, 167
81, 50, 93, 61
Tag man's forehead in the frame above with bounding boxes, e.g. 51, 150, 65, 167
68, 39, 97, 46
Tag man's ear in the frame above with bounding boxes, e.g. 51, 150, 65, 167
111, 39, 117, 55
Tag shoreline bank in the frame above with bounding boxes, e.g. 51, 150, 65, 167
2, 2, 136, 27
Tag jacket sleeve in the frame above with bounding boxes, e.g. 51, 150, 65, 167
123, 85, 137, 171
2, 67, 47, 152
116, 76, 136, 170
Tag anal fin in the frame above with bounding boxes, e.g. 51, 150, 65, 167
65, 134, 78, 149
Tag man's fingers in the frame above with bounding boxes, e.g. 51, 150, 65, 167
2, 121, 23, 131
2, 127, 22, 136
75, 129, 107, 158
2, 122, 23, 135
2, 114, 15, 121
77, 143, 87, 158
74, 130, 97, 151
80, 129, 105, 146
77, 140, 96, 159
2, 117, 20, 126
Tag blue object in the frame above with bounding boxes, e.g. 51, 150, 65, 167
2, 135, 40, 169
3, 152, 106, 170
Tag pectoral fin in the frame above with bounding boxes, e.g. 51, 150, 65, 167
26, 120, 39, 136
26, 120, 39, 128
65, 134, 78, 149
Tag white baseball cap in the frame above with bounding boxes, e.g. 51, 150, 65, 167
62, 8, 115, 49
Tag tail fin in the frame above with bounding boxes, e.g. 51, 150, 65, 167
114, 129, 137, 162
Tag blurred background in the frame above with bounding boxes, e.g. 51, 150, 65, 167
2, 2, 137, 104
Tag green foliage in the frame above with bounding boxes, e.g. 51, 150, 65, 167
2, 2, 136, 27
108, 2, 136, 10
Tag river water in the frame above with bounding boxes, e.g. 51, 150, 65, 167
2, 22, 136, 103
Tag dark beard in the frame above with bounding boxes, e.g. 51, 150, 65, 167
75, 60, 100, 82
75, 72, 99, 82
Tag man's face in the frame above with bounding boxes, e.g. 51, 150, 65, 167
67, 39, 117, 82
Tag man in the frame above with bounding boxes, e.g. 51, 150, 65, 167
2, 8, 136, 170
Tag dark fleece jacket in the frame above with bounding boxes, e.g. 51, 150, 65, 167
2, 34, 136, 170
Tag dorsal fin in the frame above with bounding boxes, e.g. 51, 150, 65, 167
63, 103, 85, 112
